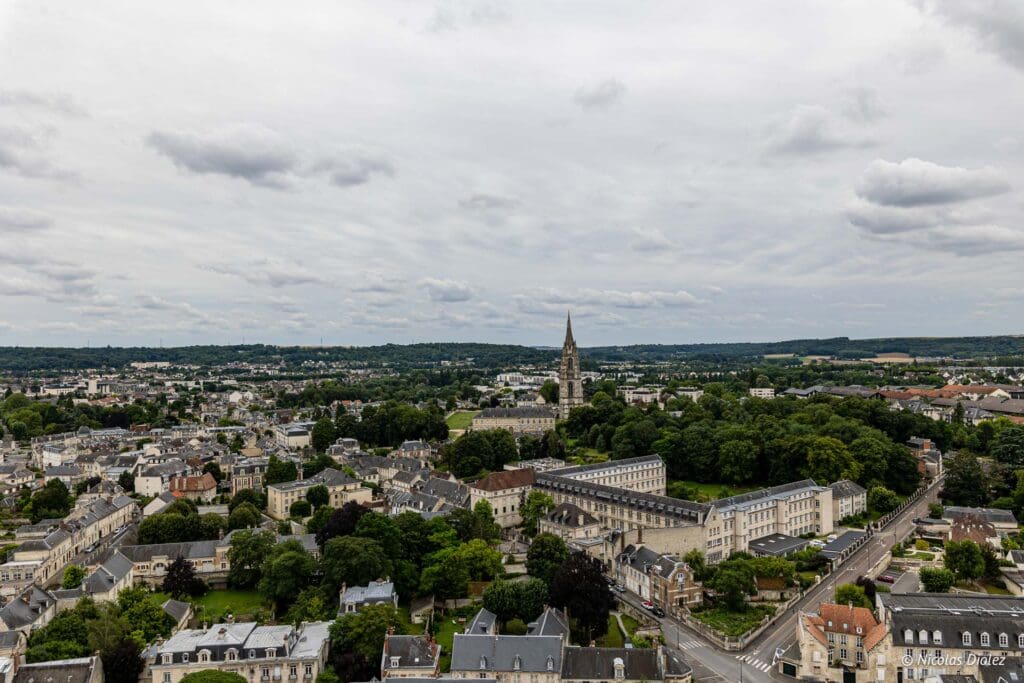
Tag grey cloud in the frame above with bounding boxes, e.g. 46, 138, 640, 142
427, 1, 509, 32
146, 124, 297, 188
205, 260, 328, 287
914, 0, 1024, 71
459, 193, 520, 212
0, 90, 86, 117
856, 158, 1010, 207
0, 275, 39, 297
420, 277, 474, 302
313, 155, 394, 187
0, 125, 76, 180
527, 287, 701, 310
573, 79, 626, 110
0, 206, 52, 231
352, 272, 405, 294
764, 105, 874, 155
910, 225, 1024, 255
136, 295, 208, 320
629, 227, 676, 252
842, 88, 886, 123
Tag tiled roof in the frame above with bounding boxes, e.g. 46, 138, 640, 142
472, 468, 535, 492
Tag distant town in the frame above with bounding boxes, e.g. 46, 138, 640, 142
0, 319, 1021, 683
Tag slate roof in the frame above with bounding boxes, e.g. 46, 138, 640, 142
83, 551, 133, 593
828, 479, 867, 498
466, 608, 497, 635
472, 468, 535, 492
883, 593, 1024, 650
382, 634, 439, 671
547, 454, 662, 478
944, 506, 1018, 526
535, 473, 708, 524
545, 502, 598, 528
162, 598, 191, 622
12, 656, 99, 683
713, 479, 823, 511
450, 634, 562, 674
342, 580, 395, 607
476, 407, 555, 419
526, 607, 569, 638
119, 539, 223, 562
561, 647, 661, 681
0, 585, 56, 630
268, 468, 357, 492
748, 533, 808, 557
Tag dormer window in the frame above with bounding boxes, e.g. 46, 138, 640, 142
390, 657, 400, 669
513, 656, 521, 671
963, 632, 972, 646
162, 654, 172, 665
266, 649, 276, 658
1000, 633, 1009, 648
546, 656, 555, 672
182, 653, 189, 663
904, 629, 914, 644
479, 656, 487, 670
933, 631, 942, 645
613, 657, 624, 680
919, 630, 928, 645
1019, 634, 1024, 648
981, 632, 990, 647
855, 627, 863, 635
249, 650, 256, 659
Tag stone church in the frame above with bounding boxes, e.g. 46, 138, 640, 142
558, 312, 583, 418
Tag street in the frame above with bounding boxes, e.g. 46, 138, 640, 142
619, 476, 943, 682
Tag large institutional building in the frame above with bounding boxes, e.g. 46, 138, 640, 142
557, 313, 583, 418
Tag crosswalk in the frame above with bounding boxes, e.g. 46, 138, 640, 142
675, 639, 704, 651
735, 654, 773, 673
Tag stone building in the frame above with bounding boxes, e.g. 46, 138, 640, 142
557, 313, 583, 419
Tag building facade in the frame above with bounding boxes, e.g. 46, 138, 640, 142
557, 314, 583, 419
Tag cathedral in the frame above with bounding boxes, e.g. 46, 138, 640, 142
558, 312, 584, 418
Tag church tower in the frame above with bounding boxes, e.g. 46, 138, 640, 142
558, 312, 584, 418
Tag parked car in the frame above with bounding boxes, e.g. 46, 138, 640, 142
614, 584, 626, 593
826, 534, 838, 543
877, 573, 896, 584
652, 607, 665, 617
809, 539, 825, 549
641, 600, 654, 610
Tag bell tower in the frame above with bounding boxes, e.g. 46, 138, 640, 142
558, 312, 584, 418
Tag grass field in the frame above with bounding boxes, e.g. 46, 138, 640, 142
668, 479, 759, 502
620, 614, 640, 639
194, 589, 267, 621
596, 616, 624, 648
446, 411, 479, 430
434, 615, 463, 672
690, 604, 775, 637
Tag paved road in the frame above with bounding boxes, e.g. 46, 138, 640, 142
620, 476, 943, 682
750, 476, 944, 679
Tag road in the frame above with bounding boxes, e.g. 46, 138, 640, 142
618, 476, 943, 682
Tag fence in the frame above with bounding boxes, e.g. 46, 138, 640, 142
673, 591, 804, 651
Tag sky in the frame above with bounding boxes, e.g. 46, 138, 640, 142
1, 0, 1023, 347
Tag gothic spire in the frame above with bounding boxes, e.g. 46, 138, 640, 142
564, 311, 574, 346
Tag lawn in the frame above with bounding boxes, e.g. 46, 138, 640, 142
445, 411, 479, 430
596, 616, 624, 648
668, 479, 758, 502
620, 614, 640, 639
433, 614, 462, 672
194, 589, 267, 622
690, 604, 776, 638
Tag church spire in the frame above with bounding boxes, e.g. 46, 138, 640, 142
564, 311, 574, 346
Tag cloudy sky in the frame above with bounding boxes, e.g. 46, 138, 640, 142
2, 1, 1023, 347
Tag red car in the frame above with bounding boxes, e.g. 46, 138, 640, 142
641, 600, 654, 610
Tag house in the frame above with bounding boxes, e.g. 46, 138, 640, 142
561, 647, 692, 683
793, 603, 889, 682
381, 633, 441, 678
469, 468, 535, 529
82, 551, 134, 601
465, 608, 498, 636
340, 579, 397, 614
471, 407, 556, 436
828, 480, 867, 521
748, 387, 775, 399
614, 544, 701, 609
537, 503, 602, 541
943, 506, 1017, 536
0, 585, 57, 635
162, 599, 193, 633
169, 473, 218, 502
150, 620, 331, 683
267, 468, 371, 520
144, 491, 177, 517
12, 656, 103, 683
135, 460, 190, 497
449, 632, 563, 683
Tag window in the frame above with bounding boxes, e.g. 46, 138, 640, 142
390, 657, 400, 669
933, 631, 942, 645
182, 654, 189, 663
227, 650, 237, 661
162, 654, 172, 665
856, 651, 864, 663
266, 649, 276, 658
934, 650, 941, 659
304, 666, 312, 678
163, 674, 171, 683
199, 651, 209, 663
963, 632, 972, 646
1019, 634, 1024, 648
919, 630, 928, 645
1000, 633, 1009, 648
904, 629, 914, 644
839, 649, 848, 661
981, 633, 990, 647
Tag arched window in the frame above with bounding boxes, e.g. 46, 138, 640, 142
963, 632, 972, 646
904, 629, 914, 644
1000, 633, 1009, 648
919, 630, 928, 644
981, 632, 990, 647
1018, 634, 1024, 648
933, 631, 942, 644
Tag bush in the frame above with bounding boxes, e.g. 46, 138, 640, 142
915, 539, 930, 551
289, 500, 311, 518
505, 618, 527, 635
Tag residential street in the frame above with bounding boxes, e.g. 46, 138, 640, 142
621, 476, 944, 682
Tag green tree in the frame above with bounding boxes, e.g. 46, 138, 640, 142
684, 549, 710, 582
944, 539, 985, 581
203, 462, 224, 483
311, 418, 338, 453
229, 488, 265, 511
548, 553, 615, 643
290, 500, 312, 518
834, 583, 872, 609
708, 566, 756, 611
526, 533, 569, 585
162, 556, 206, 597
227, 529, 276, 588
306, 484, 330, 509
943, 451, 988, 507
99, 637, 145, 683
284, 587, 333, 625
718, 439, 758, 485
329, 604, 400, 680
804, 437, 860, 485
117, 587, 176, 643
322, 536, 391, 596
481, 580, 519, 624
316, 501, 369, 547
519, 490, 554, 537
993, 426, 1024, 468
62, 564, 86, 589
259, 539, 317, 611
867, 486, 900, 514
29, 479, 72, 522
919, 567, 955, 593
180, 672, 247, 683
539, 380, 559, 404
117, 470, 135, 492
265, 455, 299, 485
228, 502, 262, 530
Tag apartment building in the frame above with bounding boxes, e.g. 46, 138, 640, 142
0, 496, 137, 596
472, 407, 556, 435
469, 468, 535, 528
548, 455, 667, 495
150, 620, 331, 683
228, 457, 269, 495
828, 479, 867, 521
266, 468, 371, 520
792, 603, 890, 682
